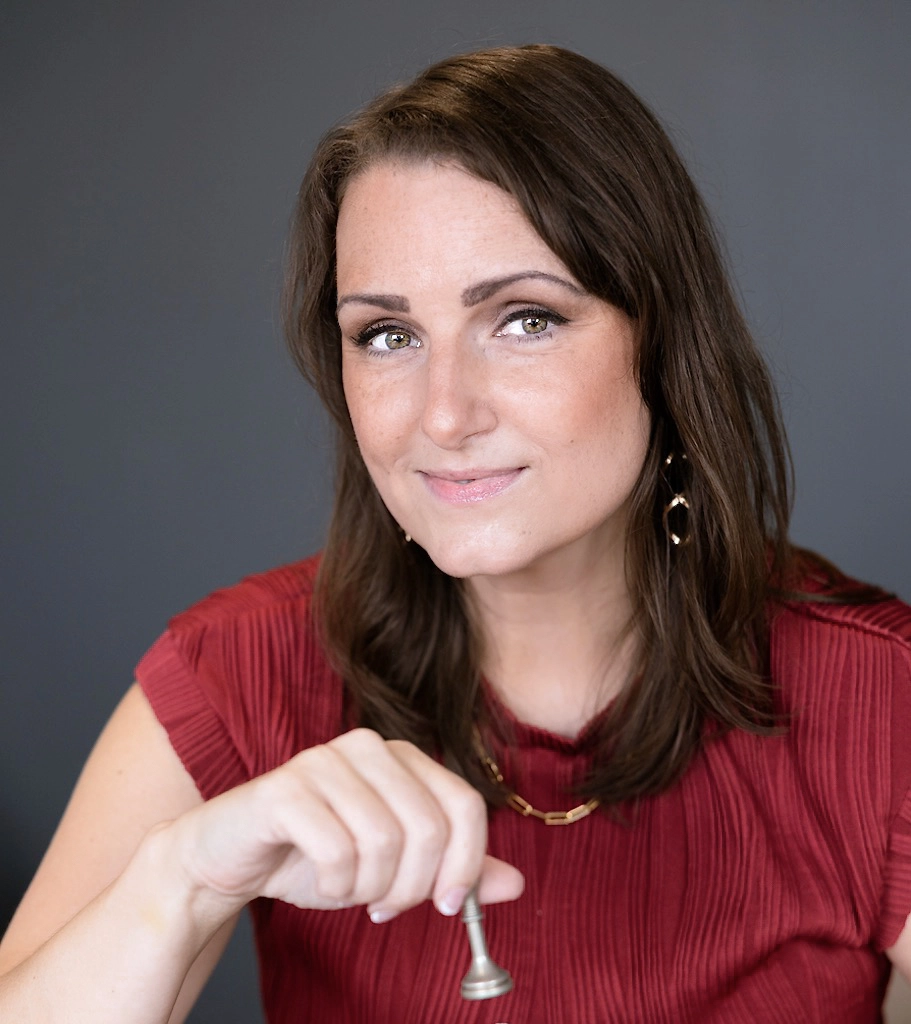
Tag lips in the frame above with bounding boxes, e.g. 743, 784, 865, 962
419, 468, 525, 504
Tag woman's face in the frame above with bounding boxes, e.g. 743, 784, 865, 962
336, 160, 650, 581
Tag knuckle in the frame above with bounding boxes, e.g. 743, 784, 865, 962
409, 810, 448, 854
452, 784, 487, 824
312, 846, 356, 894
317, 875, 353, 901
334, 727, 384, 751
295, 742, 338, 773
368, 822, 404, 860
282, 745, 332, 792
261, 764, 307, 806
317, 841, 355, 874
386, 738, 419, 758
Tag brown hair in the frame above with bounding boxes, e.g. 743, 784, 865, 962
284, 44, 795, 806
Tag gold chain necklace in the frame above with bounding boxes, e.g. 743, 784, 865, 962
473, 728, 601, 825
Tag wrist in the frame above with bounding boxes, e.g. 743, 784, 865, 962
131, 821, 243, 954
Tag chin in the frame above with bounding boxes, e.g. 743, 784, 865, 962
419, 534, 535, 580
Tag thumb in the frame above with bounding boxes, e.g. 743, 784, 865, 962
477, 854, 525, 905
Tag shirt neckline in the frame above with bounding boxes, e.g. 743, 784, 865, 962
481, 678, 614, 756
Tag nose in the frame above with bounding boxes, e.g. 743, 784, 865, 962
420, 338, 497, 449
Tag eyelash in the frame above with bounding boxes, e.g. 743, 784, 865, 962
351, 306, 569, 354
352, 321, 411, 352
498, 307, 569, 337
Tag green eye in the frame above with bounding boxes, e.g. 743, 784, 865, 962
354, 322, 423, 353
384, 330, 413, 349
521, 316, 548, 334
499, 308, 566, 339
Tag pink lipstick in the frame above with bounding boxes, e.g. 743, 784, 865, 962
420, 468, 524, 504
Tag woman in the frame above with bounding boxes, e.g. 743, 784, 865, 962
1, 44, 909, 1023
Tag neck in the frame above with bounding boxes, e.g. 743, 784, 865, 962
466, 542, 637, 738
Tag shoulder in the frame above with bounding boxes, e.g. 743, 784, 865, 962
769, 555, 911, 804
772, 552, 911, 669
775, 592, 911, 652
769, 550, 911, 732
158, 551, 335, 707
136, 553, 344, 784
772, 588, 911, 735
167, 554, 322, 637
764, 557, 911, 951
160, 555, 327, 682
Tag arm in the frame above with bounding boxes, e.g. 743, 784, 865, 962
0, 685, 524, 1023
0, 685, 236, 1023
888, 914, 911, 983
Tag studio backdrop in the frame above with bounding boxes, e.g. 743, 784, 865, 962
2, 2, 908, 1021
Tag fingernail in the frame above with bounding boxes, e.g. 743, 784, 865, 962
438, 885, 470, 916
369, 908, 398, 924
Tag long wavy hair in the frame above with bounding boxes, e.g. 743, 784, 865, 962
283, 44, 796, 806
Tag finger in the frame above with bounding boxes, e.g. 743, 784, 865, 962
255, 764, 362, 905
330, 731, 450, 918
384, 740, 492, 918
290, 740, 404, 905
476, 855, 525, 906
182, 763, 361, 911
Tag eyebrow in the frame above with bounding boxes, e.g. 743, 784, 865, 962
336, 271, 584, 317
461, 271, 584, 306
336, 293, 410, 314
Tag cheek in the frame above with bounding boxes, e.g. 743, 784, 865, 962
559, 371, 650, 478
563, 360, 644, 433
343, 373, 409, 475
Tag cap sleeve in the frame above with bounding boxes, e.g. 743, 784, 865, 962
875, 632, 911, 951
877, 784, 911, 950
136, 628, 251, 800
134, 557, 341, 802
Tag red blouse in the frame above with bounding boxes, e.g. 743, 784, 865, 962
136, 556, 911, 1023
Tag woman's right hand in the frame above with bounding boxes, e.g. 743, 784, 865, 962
0, 688, 522, 1024
164, 727, 524, 928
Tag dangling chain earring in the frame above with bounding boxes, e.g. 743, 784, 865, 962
661, 452, 690, 547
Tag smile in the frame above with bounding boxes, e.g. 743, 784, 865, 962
419, 468, 525, 504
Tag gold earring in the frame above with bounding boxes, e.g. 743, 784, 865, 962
662, 493, 690, 546
662, 452, 690, 547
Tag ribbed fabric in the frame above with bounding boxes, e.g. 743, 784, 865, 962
136, 556, 911, 1023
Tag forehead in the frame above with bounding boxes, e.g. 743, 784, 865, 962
339, 158, 515, 219
335, 160, 568, 290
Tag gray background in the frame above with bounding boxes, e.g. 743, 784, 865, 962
2, 1, 909, 1020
